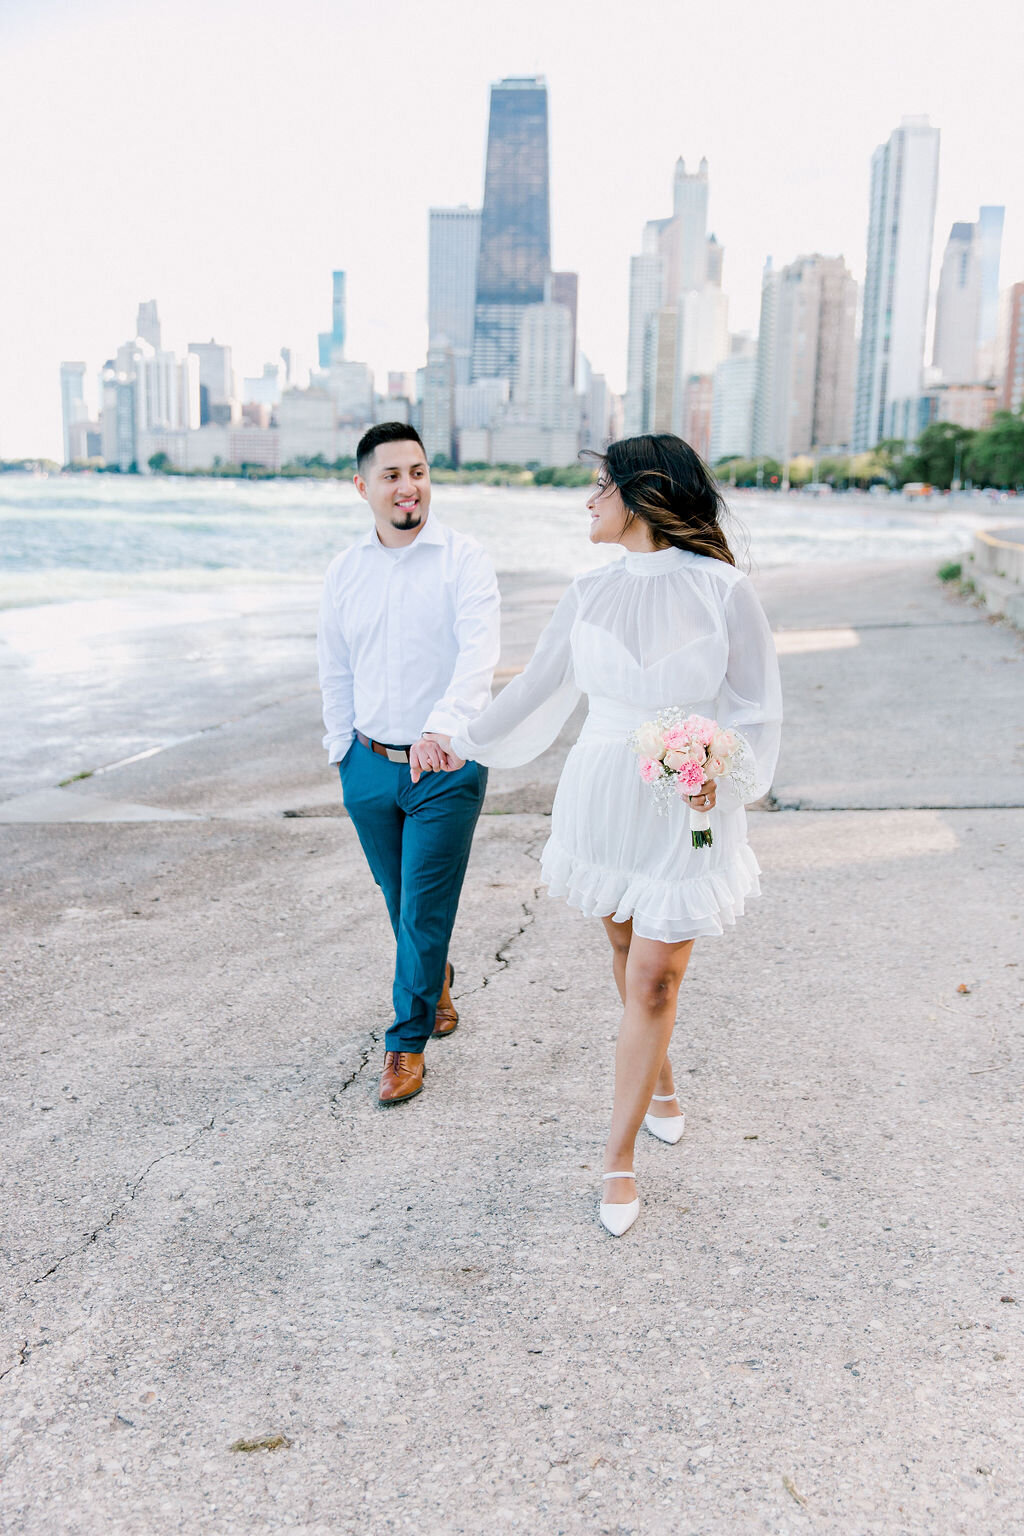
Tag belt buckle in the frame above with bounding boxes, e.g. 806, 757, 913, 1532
385, 746, 409, 764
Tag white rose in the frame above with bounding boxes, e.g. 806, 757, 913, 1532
636, 723, 666, 759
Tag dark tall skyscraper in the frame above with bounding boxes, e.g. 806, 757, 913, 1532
472, 76, 551, 381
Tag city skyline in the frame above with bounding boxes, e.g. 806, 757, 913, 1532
2, 0, 1021, 459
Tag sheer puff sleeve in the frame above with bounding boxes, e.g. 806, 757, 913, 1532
714, 575, 783, 809
450, 582, 581, 769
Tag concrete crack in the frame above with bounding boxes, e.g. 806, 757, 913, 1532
462, 832, 547, 1000
326, 830, 546, 1113
0, 1340, 30, 1382
31, 1116, 216, 1285
328, 1033, 379, 1118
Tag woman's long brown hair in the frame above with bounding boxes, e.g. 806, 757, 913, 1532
589, 433, 735, 566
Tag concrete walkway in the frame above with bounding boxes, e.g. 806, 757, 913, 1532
1, 559, 1022, 1534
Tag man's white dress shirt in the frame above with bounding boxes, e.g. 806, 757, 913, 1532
317, 511, 501, 764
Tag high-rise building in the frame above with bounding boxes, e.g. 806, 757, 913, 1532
428, 207, 481, 387
136, 300, 161, 351
59, 362, 87, 464
753, 254, 857, 459
472, 76, 551, 382
136, 344, 200, 433
242, 362, 283, 409
578, 354, 611, 451
514, 301, 577, 428
328, 360, 373, 423
550, 272, 579, 384
665, 157, 709, 298
999, 282, 1024, 413
422, 341, 456, 464
976, 206, 1005, 379
706, 234, 724, 288
681, 375, 714, 461
752, 261, 779, 459
644, 308, 678, 434
318, 271, 346, 369
624, 252, 663, 434
934, 207, 1006, 383
624, 156, 723, 437
853, 116, 940, 449
709, 345, 756, 464
932, 223, 983, 383
100, 363, 137, 471
188, 339, 234, 425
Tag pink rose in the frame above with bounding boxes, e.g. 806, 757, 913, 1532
663, 749, 689, 772
710, 727, 736, 760
638, 758, 665, 784
680, 714, 716, 746
706, 755, 726, 776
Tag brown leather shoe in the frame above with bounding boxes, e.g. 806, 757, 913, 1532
378, 1051, 425, 1105
432, 962, 459, 1039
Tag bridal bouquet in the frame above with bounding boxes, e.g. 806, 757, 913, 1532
630, 709, 756, 846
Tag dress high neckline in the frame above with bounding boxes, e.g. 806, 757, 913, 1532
622, 545, 691, 575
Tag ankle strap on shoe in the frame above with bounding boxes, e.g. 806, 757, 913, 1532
602, 1171, 635, 1180
651, 1093, 678, 1101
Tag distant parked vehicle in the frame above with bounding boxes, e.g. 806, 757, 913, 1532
902, 482, 933, 499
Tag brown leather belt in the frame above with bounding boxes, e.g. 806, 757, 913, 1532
355, 730, 411, 764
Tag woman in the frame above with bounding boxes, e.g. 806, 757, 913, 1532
432, 434, 782, 1236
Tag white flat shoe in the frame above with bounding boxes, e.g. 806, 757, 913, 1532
599, 1172, 640, 1236
644, 1092, 685, 1145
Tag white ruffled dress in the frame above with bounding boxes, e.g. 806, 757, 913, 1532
450, 547, 783, 943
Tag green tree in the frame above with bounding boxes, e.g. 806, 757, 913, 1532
964, 409, 1024, 488
147, 451, 173, 473
904, 422, 976, 489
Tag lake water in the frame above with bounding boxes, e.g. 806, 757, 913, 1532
0, 474, 1008, 611
0, 474, 1016, 798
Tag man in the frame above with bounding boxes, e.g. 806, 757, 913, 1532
317, 422, 500, 1105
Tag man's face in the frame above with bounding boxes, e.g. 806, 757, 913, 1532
354, 440, 431, 536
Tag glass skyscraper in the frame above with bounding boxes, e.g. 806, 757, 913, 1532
429, 206, 481, 387
472, 76, 551, 382
853, 117, 939, 450
318, 271, 346, 369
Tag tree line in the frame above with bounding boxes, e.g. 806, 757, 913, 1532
715, 406, 1024, 492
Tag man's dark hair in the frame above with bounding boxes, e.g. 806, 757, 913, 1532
356, 422, 426, 474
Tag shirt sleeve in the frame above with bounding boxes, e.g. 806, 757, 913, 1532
421, 544, 502, 739
714, 574, 783, 809
449, 582, 582, 769
316, 568, 355, 765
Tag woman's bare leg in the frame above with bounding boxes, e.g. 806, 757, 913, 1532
600, 914, 632, 1005
601, 934, 694, 1203
600, 916, 682, 1122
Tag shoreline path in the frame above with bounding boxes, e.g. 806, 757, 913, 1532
2, 557, 1022, 1533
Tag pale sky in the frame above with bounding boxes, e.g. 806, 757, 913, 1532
1, 0, 1021, 460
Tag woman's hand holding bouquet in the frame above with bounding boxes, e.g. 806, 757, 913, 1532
631, 710, 756, 847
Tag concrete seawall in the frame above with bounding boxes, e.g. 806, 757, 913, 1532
972, 524, 1024, 628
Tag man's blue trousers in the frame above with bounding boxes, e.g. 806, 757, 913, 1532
339, 739, 488, 1053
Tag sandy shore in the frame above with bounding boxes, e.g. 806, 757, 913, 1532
1, 558, 1022, 1534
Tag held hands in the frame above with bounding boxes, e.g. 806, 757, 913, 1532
409, 733, 466, 784
686, 778, 717, 811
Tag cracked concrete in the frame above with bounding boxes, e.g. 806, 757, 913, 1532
1, 557, 1023, 1534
